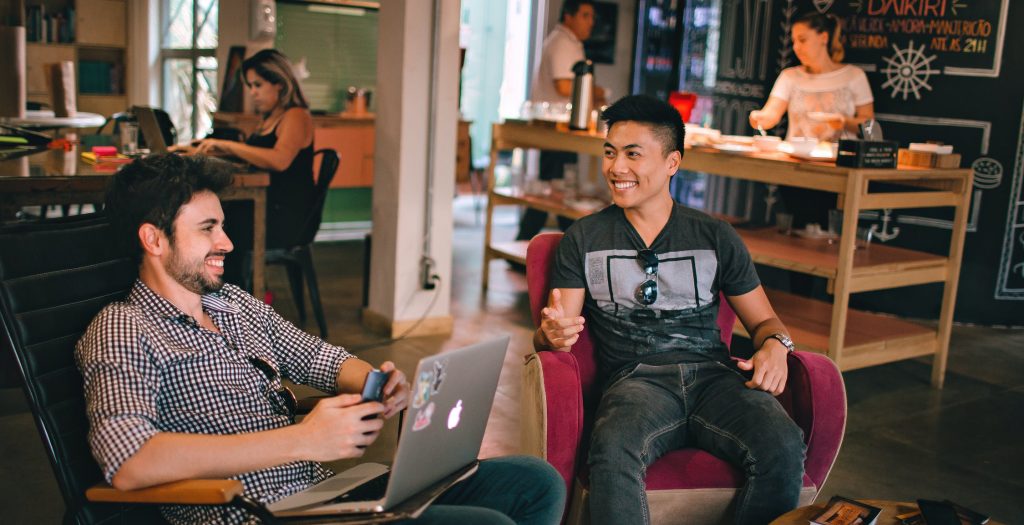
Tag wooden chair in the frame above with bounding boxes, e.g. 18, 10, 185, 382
520, 232, 848, 524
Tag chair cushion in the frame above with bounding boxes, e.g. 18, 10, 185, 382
578, 449, 816, 490
646, 449, 743, 490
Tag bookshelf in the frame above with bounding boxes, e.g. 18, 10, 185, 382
23, 0, 127, 120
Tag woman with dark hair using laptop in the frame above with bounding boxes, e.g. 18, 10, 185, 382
183, 48, 314, 251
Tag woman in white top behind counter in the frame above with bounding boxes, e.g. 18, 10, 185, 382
749, 12, 874, 141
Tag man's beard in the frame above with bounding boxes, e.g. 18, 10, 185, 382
166, 248, 226, 295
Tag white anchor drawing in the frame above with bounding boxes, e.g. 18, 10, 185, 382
869, 209, 901, 242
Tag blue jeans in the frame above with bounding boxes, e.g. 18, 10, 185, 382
401, 455, 566, 525
587, 362, 805, 525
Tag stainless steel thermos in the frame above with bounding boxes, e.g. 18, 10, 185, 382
569, 60, 594, 130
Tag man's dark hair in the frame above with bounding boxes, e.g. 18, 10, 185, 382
105, 154, 233, 262
560, 0, 594, 22
601, 94, 686, 156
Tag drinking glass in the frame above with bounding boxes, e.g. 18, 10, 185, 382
120, 122, 139, 155
776, 212, 794, 235
563, 163, 578, 201
828, 209, 844, 237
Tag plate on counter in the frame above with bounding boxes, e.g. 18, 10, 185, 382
717, 135, 755, 145
793, 228, 837, 241
712, 143, 756, 154
786, 148, 837, 162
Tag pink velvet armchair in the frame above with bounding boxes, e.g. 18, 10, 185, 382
520, 232, 847, 524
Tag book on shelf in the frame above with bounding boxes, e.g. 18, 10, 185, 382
811, 496, 882, 525
25, 5, 75, 43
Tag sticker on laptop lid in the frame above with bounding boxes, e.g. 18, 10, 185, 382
413, 369, 434, 409
412, 401, 435, 432
431, 360, 448, 395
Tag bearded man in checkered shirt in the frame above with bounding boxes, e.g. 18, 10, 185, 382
76, 154, 564, 524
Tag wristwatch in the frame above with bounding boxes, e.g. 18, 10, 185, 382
767, 333, 795, 353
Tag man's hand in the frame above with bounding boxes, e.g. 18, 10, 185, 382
538, 289, 585, 352
297, 394, 385, 461
378, 361, 410, 419
736, 339, 789, 396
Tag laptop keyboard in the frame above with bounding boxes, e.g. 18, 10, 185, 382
327, 471, 391, 504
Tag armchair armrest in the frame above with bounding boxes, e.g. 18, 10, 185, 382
783, 351, 847, 489
86, 479, 244, 505
522, 351, 585, 492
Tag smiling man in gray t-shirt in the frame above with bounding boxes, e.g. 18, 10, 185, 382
535, 95, 806, 525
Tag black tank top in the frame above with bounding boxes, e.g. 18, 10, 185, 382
246, 123, 315, 248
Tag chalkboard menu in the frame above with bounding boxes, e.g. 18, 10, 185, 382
837, 0, 1008, 92
670, 0, 1024, 324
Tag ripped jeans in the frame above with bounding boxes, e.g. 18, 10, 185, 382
587, 361, 806, 525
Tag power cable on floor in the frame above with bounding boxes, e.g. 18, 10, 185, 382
347, 275, 444, 352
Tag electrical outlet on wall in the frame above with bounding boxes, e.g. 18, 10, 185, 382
250, 0, 276, 40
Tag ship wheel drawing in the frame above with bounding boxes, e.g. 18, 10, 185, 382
881, 41, 940, 100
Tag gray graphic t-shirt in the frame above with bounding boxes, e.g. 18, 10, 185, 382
551, 204, 760, 381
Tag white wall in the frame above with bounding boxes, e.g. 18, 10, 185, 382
217, 0, 276, 114
366, 0, 459, 335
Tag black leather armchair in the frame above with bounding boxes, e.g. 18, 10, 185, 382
0, 214, 269, 523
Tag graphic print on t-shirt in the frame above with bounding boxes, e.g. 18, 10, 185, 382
584, 248, 717, 315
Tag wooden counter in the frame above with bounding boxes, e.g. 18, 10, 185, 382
0, 149, 271, 300
484, 122, 972, 387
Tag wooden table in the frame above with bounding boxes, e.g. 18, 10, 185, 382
483, 122, 972, 387
0, 149, 270, 299
770, 499, 1004, 525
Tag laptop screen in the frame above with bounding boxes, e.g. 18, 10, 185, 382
134, 107, 169, 152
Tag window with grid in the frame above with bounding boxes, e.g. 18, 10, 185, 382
161, 0, 218, 141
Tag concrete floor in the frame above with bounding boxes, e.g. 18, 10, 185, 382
1, 195, 1022, 523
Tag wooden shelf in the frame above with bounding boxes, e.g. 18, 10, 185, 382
488, 241, 529, 265
736, 226, 949, 291
733, 289, 937, 371
490, 188, 598, 221
24, 1, 128, 119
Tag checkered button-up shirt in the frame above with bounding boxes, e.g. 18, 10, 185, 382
76, 280, 354, 524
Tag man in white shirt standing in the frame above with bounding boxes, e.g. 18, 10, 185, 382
516, 0, 605, 243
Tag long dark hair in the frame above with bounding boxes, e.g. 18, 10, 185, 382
241, 49, 309, 111
795, 12, 844, 63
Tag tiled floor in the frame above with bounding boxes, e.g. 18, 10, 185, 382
1, 195, 1021, 523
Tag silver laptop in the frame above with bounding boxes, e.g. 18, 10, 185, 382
267, 336, 510, 517
134, 106, 169, 152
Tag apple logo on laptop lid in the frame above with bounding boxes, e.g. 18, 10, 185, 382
447, 400, 463, 430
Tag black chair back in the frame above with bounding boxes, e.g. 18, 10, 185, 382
0, 214, 155, 524
296, 149, 339, 247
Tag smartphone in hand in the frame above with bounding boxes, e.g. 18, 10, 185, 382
357, 369, 390, 448
361, 369, 390, 403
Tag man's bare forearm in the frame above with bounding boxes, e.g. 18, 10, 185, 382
749, 317, 790, 350
112, 425, 305, 490
337, 356, 373, 393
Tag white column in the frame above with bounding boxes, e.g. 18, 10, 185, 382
364, 0, 459, 337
